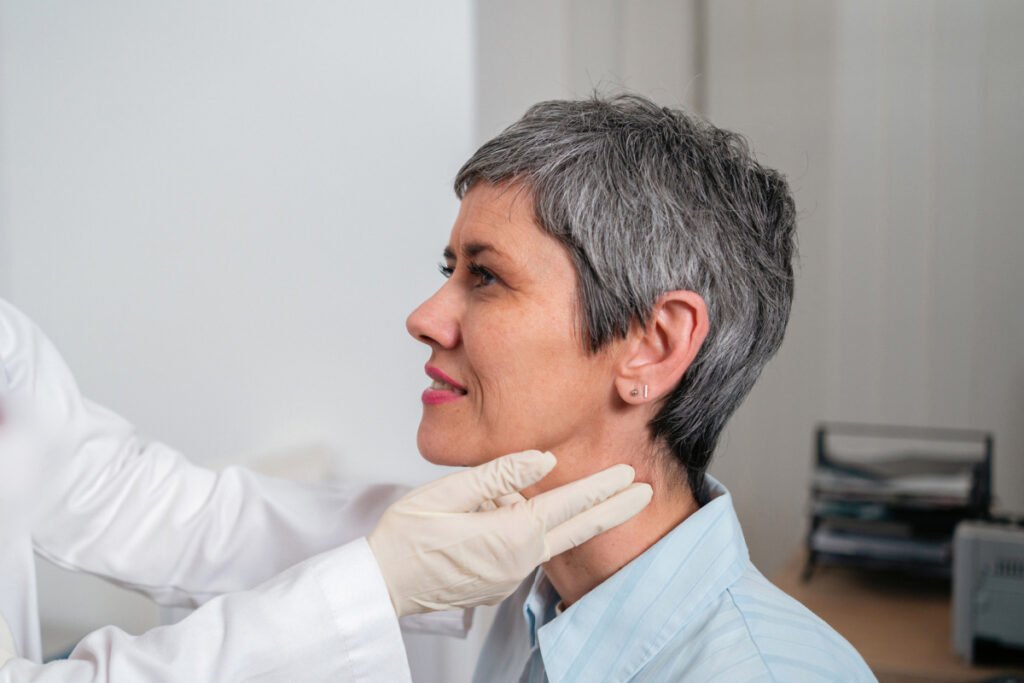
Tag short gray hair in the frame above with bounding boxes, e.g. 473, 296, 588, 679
455, 94, 796, 498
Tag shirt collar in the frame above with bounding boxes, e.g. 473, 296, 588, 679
530, 476, 750, 683
522, 566, 559, 648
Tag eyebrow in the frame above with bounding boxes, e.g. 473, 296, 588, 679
442, 242, 503, 261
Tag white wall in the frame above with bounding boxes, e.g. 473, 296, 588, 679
0, 0, 477, 675
1, 0, 473, 484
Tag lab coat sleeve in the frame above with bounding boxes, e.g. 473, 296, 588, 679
33, 435, 406, 609
0, 299, 410, 608
0, 538, 412, 682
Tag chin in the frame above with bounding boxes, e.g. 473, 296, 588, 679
416, 426, 489, 467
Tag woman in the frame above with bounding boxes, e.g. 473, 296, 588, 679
407, 95, 874, 682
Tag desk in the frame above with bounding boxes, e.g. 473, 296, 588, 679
772, 553, 1024, 682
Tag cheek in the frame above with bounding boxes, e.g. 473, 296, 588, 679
468, 319, 600, 428
462, 328, 521, 429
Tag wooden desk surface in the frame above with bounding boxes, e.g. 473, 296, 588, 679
772, 553, 1024, 682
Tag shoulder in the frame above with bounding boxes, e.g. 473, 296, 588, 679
0, 298, 73, 396
0, 298, 34, 391
635, 564, 876, 682
0, 298, 48, 366
0, 297, 33, 332
0, 297, 25, 350
725, 565, 875, 682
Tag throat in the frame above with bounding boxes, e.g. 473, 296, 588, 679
543, 482, 698, 608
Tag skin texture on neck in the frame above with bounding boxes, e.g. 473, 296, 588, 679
521, 420, 700, 607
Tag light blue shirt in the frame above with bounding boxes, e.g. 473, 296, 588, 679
473, 477, 875, 682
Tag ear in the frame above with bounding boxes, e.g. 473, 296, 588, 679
614, 291, 709, 405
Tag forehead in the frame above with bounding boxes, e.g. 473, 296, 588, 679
448, 183, 581, 297
448, 183, 552, 253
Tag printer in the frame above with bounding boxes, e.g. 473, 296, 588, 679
953, 520, 1024, 663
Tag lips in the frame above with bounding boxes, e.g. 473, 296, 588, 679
422, 364, 467, 405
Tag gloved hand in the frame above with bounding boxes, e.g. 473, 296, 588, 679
368, 450, 652, 616
0, 612, 16, 667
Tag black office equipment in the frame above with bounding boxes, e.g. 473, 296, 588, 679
804, 422, 992, 580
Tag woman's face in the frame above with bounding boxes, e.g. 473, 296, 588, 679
407, 183, 621, 467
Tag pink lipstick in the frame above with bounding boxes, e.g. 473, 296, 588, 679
422, 364, 468, 405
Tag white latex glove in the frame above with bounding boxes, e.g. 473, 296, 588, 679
0, 613, 15, 667
368, 450, 652, 616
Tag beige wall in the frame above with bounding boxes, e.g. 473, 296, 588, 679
474, 0, 702, 143
710, 0, 1024, 572
475, 0, 1024, 575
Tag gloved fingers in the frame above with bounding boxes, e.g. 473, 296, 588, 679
545, 482, 653, 557
410, 450, 556, 512
474, 492, 524, 512
494, 492, 526, 508
473, 493, 524, 509
526, 464, 636, 530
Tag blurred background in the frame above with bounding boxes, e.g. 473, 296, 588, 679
1, 1, 1021, 680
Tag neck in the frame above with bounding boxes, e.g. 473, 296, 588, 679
523, 435, 700, 607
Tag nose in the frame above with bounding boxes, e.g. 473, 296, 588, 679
406, 283, 461, 349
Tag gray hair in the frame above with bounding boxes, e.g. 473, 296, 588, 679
454, 94, 796, 498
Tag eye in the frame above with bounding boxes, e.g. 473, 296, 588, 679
467, 263, 497, 288
438, 262, 454, 279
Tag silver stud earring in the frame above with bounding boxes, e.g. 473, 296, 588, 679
630, 387, 639, 397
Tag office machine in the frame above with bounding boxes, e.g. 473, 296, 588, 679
805, 423, 992, 579
953, 520, 1024, 664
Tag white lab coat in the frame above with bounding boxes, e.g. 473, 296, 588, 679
0, 299, 462, 681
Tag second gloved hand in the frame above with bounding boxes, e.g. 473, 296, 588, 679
367, 450, 652, 616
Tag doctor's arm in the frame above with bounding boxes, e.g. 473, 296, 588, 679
0, 449, 649, 682
0, 298, 410, 606
0, 539, 413, 682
